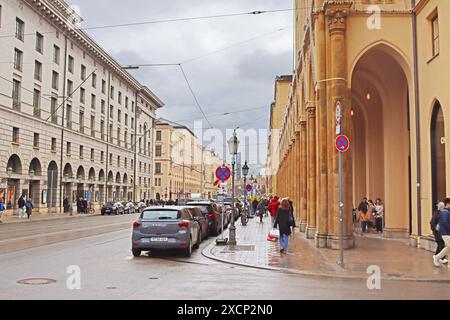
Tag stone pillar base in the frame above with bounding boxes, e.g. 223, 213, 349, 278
384, 228, 409, 239
306, 226, 317, 239
409, 234, 419, 248
299, 223, 307, 233
315, 232, 328, 248
418, 235, 437, 253
326, 234, 355, 250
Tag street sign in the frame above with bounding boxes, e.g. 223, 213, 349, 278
336, 125, 341, 135
246, 184, 253, 192
215, 165, 231, 182
335, 135, 350, 153
335, 100, 342, 125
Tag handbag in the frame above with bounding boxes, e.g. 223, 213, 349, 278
267, 228, 280, 242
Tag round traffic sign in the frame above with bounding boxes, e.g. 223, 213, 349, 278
215, 165, 231, 182
335, 135, 350, 153
246, 184, 253, 192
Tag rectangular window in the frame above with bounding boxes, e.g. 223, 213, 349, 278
0, 5, 2, 28
14, 48, 23, 71
100, 151, 104, 163
431, 13, 440, 57
68, 56, 74, 73
109, 105, 113, 119
91, 94, 96, 109
101, 100, 105, 114
81, 65, 86, 80
124, 130, 128, 148
34, 61, 42, 81
12, 127, 19, 144
53, 45, 60, 64
52, 71, 59, 90
90, 115, 95, 137
12, 79, 21, 110
109, 153, 113, 165
15, 18, 24, 41
131, 117, 134, 129
92, 73, 97, 88
117, 110, 121, 123
79, 145, 84, 159
50, 97, 58, 124
117, 156, 120, 167
90, 148, 95, 161
36, 32, 43, 53
102, 80, 106, 94
66, 104, 72, 129
67, 80, 73, 97
33, 89, 41, 117
156, 130, 162, 141
100, 120, 105, 141
51, 138, 57, 152
66, 142, 71, 156
79, 111, 84, 133
155, 145, 162, 157
125, 97, 129, 109
109, 124, 113, 143
33, 133, 39, 148
155, 163, 161, 174
125, 114, 128, 126
118, 92, 122, 104
110, 86, 114, 100
117, 127, 121, 146
80, 88, 85, 104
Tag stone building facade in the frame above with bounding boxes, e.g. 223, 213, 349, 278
153, 119, 222, 201
269, 0, 450, 251
0, 0, 163, 214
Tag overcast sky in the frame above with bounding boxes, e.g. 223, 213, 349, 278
69, 0, 294, 173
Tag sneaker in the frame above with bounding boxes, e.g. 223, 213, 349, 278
440, 259, 449, 264
280, 249, 284, 253
433, 255, 442, 267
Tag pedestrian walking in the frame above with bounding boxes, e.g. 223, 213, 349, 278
433, 198, 450, 268
25, 197, 33, 219
367, 200, 375, 231
18, 195, 26, 219
287, 198, 296, 233
358, 197, 368, 233
374, 198, 384, 233
268, 196, 280, 226
256, 199, 266, 223
274, 199, 294, 254
63, 196, 70, 213
252, 198, 258, 217
0, 200, 5, 223
431, 202, 447, 264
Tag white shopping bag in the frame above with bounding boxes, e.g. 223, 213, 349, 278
269, 229, 280, 239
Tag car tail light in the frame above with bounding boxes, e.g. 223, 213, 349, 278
178, 221, 189, 229
132, 221, 141, 228
207, 214, 215, 220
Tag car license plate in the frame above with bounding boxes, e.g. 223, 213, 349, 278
151, 237, 168, 242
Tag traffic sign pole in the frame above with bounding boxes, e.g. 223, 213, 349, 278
335, 101, 346, 269
339, 149, 344, 268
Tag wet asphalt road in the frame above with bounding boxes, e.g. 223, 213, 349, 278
1, 214, 450, 300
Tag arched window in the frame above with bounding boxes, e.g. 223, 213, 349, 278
431, 101, 446, 207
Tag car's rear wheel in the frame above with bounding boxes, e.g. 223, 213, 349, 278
194, 230, 201, 249
183, 238, 192, 257
132, 249, 141, 257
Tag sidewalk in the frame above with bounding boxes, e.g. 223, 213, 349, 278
0, 212, 100, 225
203, 215, 450, 282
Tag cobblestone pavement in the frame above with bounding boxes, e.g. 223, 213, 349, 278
204, 215, 450, 282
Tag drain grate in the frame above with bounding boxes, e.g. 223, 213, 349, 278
17, 278, 57, 286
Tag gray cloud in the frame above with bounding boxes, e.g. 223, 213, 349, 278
69, 0, 293, 173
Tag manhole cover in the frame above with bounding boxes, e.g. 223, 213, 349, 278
17, 278, 57, 285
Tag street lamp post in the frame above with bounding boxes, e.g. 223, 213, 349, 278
242, 161, 249, 216
227, 130, 240, 246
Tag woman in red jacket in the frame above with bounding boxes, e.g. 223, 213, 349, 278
268, 196, 280, 226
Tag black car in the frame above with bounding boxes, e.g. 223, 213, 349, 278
101, 202, 123, 215
186, 206, 209, 240
187, 201, 224, 236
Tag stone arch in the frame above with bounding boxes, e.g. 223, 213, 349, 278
107, 171, 114, 183
76, 166, 85, 181
63, 163, 73, 178
88, 167, 96, 181
6, 154, 22, 175
430, 100, 446, 209
123, 173, 128, 185
115, 172, 121, 184
28, 158, 42, 176
98, 169, 105, 182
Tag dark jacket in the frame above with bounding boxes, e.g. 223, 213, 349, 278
438, 208, 450, 236
358, 201, 368, 214
18, 197, 25, 208
288, 200, 296, 228
430, 209, 440, 232
274, 208, 293, 236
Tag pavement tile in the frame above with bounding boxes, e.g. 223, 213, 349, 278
206, 215, 450, 281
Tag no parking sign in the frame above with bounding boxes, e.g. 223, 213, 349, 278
335, 135, 350, 153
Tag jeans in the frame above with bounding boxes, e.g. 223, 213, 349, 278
375, 218, 383, 233
433, 231, 446, 257
279, 234, 289, 251
361, 221, 367, 232
436, 235, 450, 261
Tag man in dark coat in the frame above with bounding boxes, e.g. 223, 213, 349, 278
18, 195, 26, 218
433, 198, 450, 268
431, 202, 446, 262
274, 199, 294, 254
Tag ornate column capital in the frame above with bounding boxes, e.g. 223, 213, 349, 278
324, 1, 353, 34
306, 103, 316, 118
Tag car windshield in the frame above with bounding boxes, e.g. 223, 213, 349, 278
141, 210, 180, 220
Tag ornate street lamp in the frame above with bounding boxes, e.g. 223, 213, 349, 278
227, 130, 240, 246
242, 161, 249, 219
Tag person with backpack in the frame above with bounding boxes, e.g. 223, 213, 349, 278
25, 197, 33, 219
433, 198, 450, 268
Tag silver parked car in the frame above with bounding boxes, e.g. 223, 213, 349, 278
131, 206, 201, 257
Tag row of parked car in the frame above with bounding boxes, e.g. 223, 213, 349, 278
131, 200, 243, 257
101, 201, 147, 215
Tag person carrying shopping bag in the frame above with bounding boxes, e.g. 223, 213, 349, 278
273, 199, 294, 254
